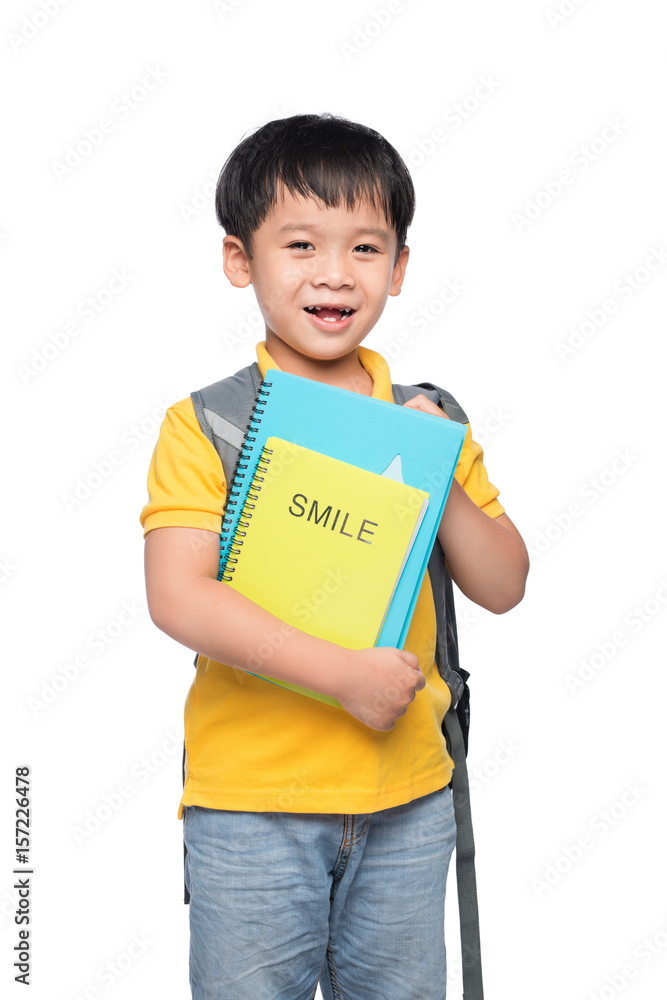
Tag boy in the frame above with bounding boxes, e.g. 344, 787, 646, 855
141, 113, 529, 1000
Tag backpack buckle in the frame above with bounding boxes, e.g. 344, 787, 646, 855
445, 667, 465, 710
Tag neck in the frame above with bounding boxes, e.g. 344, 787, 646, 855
264, 337, 374, 396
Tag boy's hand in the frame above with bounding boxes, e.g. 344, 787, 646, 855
336, 647, 426, 731
402, 394, 449, 419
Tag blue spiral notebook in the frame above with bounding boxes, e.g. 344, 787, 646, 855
219, 370, 466, 649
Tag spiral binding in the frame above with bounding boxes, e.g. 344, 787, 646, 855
217, 379, 273, 581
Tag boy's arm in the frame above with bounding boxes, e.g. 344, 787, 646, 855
437, 482, 528, 613
402, 394, 529, 614
143, 525, 426, 729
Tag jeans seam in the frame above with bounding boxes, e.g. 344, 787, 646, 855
326, 940, 342, 999
331, 814, 371, 903
332, 815, 352, 882
339, 814, 370, 851
347, 814, 370, 845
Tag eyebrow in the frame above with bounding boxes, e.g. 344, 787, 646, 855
277, 223, 390, 246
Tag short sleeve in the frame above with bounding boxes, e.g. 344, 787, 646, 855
139, 397, 226, 537
454, 423, 505, 518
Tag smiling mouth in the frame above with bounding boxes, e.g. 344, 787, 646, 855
304, 305, 355, 321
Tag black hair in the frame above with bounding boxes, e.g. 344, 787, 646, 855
215, 113, 415, 265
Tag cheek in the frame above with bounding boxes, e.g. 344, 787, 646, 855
265, 265, 305, 309
255, 278, 288, 315
370, 282, 391, 311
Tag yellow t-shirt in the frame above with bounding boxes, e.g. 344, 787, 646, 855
140, 343, 505, 817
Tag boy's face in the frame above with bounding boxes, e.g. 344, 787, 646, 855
223, 187, 409, 368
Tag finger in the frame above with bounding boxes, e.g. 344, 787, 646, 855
402, 395, 450, 419
402, 394, 434, 410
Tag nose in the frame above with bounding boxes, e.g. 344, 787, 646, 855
309, 250, 355, 290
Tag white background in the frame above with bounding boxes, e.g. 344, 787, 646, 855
2, 1, 666, 998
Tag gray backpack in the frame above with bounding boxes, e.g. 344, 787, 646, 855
184, 361, 485, 999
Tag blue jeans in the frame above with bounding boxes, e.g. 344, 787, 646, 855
183, 783, 456, 999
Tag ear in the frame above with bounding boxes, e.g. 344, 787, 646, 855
222, 235, 252, 288
388, 245, 410, 297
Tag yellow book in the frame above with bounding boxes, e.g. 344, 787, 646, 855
222, 436, 430, 707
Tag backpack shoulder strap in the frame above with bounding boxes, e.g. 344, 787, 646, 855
190, 361, 263, 485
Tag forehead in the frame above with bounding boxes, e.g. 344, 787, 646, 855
261, 187, 395, 245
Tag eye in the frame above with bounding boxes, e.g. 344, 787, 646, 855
354, 244, 379, 254
287, 241, 314, 250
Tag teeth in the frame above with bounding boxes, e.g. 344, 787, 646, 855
306, 306, 353, 315
305, 306, 354, 318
